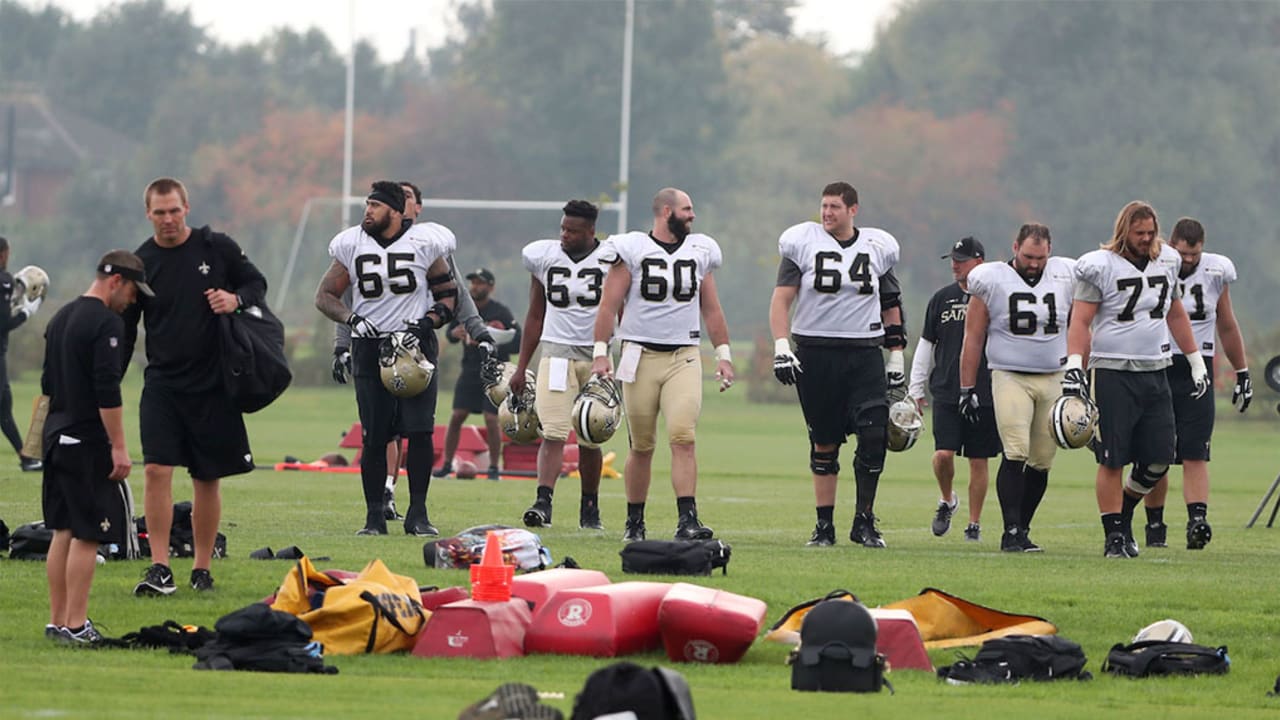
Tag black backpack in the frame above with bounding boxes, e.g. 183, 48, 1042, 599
8, 521, 53, 560
620, 539, 731, 576
789, 597, 890, 694
938, 634, 1092, 684
570, 661, 695, 720
137, 501, 227, 559
219, 302, 291, 414
193, 603, 337, 674
1101, 640, 1230, 678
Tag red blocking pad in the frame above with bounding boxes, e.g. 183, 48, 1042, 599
412, 598, 533, 659
511, 568, 611, 613
420, 586, 470, 611
869, 608, 934, 671
525, 581, 671, 657
658, 582, 768, 664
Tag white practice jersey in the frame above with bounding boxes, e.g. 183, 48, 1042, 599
967, 256, 1076, 373
603, 231, 722, 346
522, 239, 609, 347
328, 221, 456, 338
1176, 252, 1236, 357
1074, 244, 1181, 364
778, 222, 899, 340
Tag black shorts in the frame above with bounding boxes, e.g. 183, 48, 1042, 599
1092, 368, 1175, 469
452, 367, 497, 414
42, 437, 126, 544
795, 345, 887, 446
140, 384, 254, 479
352, 337, 439, 447
932, 401, 1002, 458
1168, 354, 1214, 462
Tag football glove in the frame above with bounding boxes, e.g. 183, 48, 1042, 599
772, 338, 802, 386
886, 349, 906, 398
1233, 369, 1252, 413
346, 312, 379, 338
958, 387, 981, 425
1061, 368, 1089, 398
332, 347, 352, 385
1186, 352, 1210, 400
19, 294, 42, 319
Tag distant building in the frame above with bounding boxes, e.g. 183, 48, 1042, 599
0, 92, 136, 220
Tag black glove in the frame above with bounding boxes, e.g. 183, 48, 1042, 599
958, 387, 980, 425
1062, 368, 1089, 398
1233, 369, 1252, 413
346, 312, 379, 338
332, 347, 351, 385
773, 350, 802, 386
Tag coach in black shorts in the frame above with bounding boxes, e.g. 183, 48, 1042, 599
123, 178, 267, 595
909, 237, 1000, 541
43, 250, 152, 644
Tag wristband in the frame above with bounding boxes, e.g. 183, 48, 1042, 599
714, 344, 732, 363
886, 349, 904, 374
1065, 354, 1083, 371
592, 341, 609, 359
774, 338, 791, 356
1186, 352, 1207, 378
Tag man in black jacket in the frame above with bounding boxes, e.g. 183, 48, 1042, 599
0, 236, 47, 471
122, 178, 267, 596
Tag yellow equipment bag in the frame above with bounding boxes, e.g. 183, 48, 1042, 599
271, 557, 428, 655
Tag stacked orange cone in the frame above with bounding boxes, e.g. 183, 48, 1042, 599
470, 530, 514, 602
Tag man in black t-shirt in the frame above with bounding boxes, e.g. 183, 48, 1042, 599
0, 236, 47, 471
43, 250, 152, 644
434, 268, 520, 480
908, 238, 1001, 542
122, 177, 267, 596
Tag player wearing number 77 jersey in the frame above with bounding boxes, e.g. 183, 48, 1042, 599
1067, 201, 1209, 559
589, 188, 734, 543
960, 223, 1074, 553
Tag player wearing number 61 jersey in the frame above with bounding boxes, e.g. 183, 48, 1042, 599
512, 200, 610, 532
769, 181, 907, 550
961, 223, 1073, 552
590, 188, 735, 544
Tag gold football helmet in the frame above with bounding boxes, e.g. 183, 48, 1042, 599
378, 331, 434, 398
1049, 394, 1098, 449
572, 375, 622, 448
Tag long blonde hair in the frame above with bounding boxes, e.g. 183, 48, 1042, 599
1103, 200, 1161, 260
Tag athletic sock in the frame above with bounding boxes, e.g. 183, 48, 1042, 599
995, 456, 1025, 530
1145, 505, 1165, 526
1187, 502, 1207, 520
676, 496, 696, 516
627, 502, 645, 521
536, 485, 554, 503
385, 475, 396, 491
816, 505, 834, 525
1021, 465, 1049, 528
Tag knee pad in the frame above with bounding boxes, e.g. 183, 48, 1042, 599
810, 447, 840, 476
1124, 463, 1169, 496
854, 425, 887, 475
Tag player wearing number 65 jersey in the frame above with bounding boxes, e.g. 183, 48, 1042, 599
316, 181, 458, 537
768, 181, 906, 549
960, 223, 1074, 553
511, 200, 610, 531
1141, 217, 1251, 551
590, 188, 735, 543
1067, 201, 1208, 559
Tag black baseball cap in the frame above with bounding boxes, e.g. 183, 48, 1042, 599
942, 237, 985, 261
466, 267, 496, 284
97, 251, 155, 297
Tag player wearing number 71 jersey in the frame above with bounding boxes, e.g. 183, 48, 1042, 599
590, 188, 735, 543
960, 223, 1074, 553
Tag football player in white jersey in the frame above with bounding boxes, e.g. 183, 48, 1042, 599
510, 200, 610, 531
589, 188, 734, 542
960, 223, 1074, 552
768, 182, 907, 548
1141, 218, 1251, 550
316, 181, 458, 537
1066, 201, 1209, 559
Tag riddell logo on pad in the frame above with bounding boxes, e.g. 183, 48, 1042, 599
447, 631, 469, 648
557, 599, 593, 627
684, 639, 719, 663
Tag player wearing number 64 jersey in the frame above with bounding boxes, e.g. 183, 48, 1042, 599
961, 223, 1074, 552
590, 188, 734, 543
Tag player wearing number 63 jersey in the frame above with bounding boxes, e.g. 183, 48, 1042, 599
316, 181, 458, 538
1067, 201, 1207, 559
961, 223, 1073, 552
769, 181, 907, 549
512, 200, 610, 532
590, 188, 735, 544
1142, 218, 1251, 552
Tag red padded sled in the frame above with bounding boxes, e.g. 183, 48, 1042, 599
511, 567, 611, 612
658, 582, 767, 664
412, 598, 533, 660
525, 581, 671, 657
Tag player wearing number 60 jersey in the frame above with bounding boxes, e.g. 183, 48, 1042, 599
1067, 201, 1208, 559
590, 188, 735, 544
316, 181, 458, 538
512, 200, 610, 532
768, 181, 907, 549
961, 223, 1073, 552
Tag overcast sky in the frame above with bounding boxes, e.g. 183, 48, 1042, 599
16, 0, 907, 60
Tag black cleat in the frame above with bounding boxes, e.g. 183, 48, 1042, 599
134, 563, 177, 596
579, 502, 603, 530
622, 517, 646, 543
1104, 531, 1130, 558
1145, 521, 1168, 548
1186, 517, 1212, 550
404, 511, 439, 537
487, 466, 501, 481
523, 500, 552, 528
190, 568, 215, 592
1122, 531, 1140, 558
1019, 530, 1043, 553
431, 461, 453, 478
807, 521, 836, 547
850, 512, 886, 548
963, 523, 981, 542
1000, 526, 1024, 553
674, 511, 714, 541
355, 525, 386, 536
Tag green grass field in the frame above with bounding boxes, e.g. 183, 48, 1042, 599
2, 377, 1280, 719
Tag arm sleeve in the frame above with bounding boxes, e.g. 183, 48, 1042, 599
775, 258, 802, 287
878, 268, 902, 310
334, 287, 352, 350
908, 337, 934, 400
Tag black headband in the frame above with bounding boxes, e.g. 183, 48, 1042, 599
368, 189, 404, 214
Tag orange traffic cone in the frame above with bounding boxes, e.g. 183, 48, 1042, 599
470, 530, 514, 602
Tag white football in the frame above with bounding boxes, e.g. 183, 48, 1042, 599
1133, 619, 1193, 644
